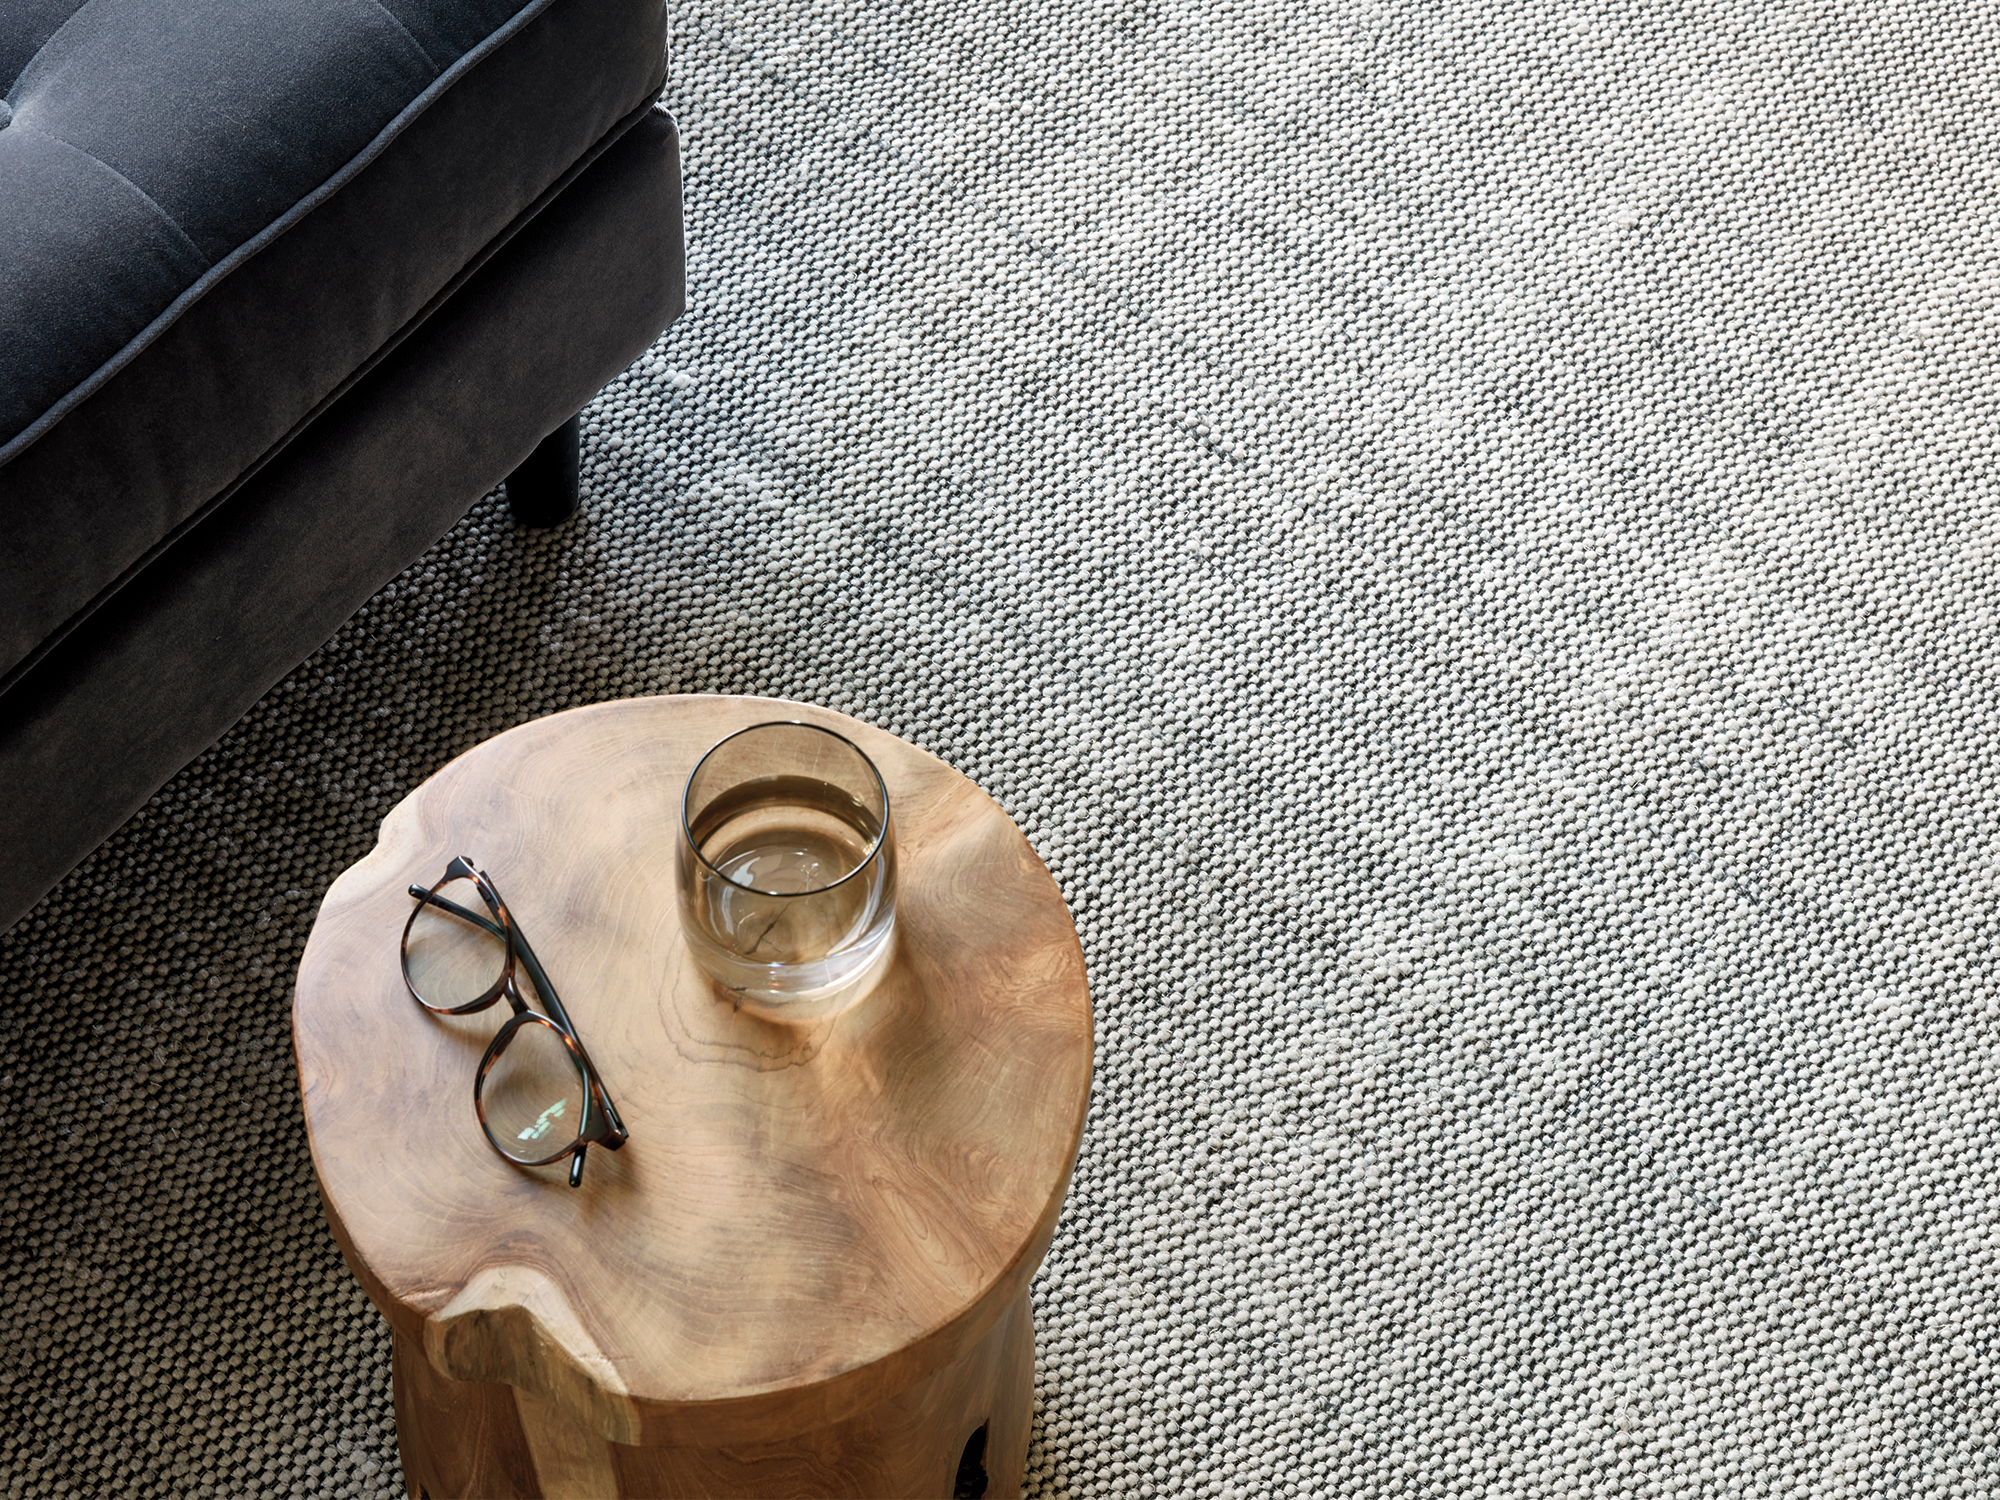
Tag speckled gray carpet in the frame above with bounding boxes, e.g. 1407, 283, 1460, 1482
6, 0, 2000, 1493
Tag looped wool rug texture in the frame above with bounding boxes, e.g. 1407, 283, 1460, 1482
5, 0, 2000, 1493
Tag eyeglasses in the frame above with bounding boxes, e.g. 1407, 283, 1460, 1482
401, 855, 628, 1187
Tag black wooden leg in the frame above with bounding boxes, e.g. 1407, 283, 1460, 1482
505, 413, 581, 527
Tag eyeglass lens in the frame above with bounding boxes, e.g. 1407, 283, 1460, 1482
481, 1019, 589, 1163
405, 875, 508, 1011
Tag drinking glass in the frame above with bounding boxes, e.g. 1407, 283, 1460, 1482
678, 721, 897, 1007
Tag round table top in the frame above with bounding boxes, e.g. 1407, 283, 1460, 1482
292, 696, 1092, 1447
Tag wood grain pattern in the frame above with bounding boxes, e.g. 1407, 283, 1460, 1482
293, 696, 1092, 1495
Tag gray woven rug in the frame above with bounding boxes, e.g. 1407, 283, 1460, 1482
6, 0, 2000, 1493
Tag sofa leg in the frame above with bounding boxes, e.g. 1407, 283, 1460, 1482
506, 414, 581, 527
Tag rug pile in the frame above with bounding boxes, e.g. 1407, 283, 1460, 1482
4, 0, 1998, 1492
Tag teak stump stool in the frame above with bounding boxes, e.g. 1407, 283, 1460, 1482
292, 697, 1094, 1499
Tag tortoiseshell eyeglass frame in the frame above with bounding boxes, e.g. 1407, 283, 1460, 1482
400, 855, 628, 1188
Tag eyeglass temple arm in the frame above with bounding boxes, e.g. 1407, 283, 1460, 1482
407, 885, 505, 940
504, 923, 628, 1146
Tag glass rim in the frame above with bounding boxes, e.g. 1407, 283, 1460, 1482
681, 719, 891, 898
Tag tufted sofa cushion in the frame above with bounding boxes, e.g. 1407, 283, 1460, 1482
0, 0, 667, 691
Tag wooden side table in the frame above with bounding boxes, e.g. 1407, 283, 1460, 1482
292, 697, 1093, 1499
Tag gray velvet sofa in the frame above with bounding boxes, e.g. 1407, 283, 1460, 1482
0, 0, 685, 933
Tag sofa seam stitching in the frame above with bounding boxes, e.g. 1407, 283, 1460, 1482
1, 0, 92, 98
356, 0, 449, 74
16, 122, 212, 271
0, 0, 565, 468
